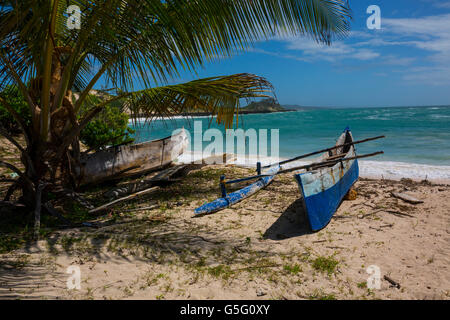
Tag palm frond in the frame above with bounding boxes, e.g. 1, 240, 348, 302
123, 73, 273, 129
0, 0, 351, 133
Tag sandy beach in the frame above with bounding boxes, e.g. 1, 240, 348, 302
1, 157, 449, 300
2, 0, 450, 304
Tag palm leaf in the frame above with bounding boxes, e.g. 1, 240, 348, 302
100, 73, 273, 129
0, 0, 352, 134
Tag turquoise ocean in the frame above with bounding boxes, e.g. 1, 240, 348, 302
131, 106, 450, 166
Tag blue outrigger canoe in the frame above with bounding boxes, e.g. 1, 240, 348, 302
194, 129, 380, 221
294, 128, 359, 231
194, 165, 280, 215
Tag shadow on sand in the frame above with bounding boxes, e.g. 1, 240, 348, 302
263, 198, 313, 240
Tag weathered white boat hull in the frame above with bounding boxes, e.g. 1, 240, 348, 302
78, 129, 188, 185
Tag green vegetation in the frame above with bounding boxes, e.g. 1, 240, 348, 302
312, 255, 339, 275
79, 95, 135, 150
207, 265, 234, 280
308, 289, 337, 300
357, 281, 367, 289
283, 264, 302, 275
0, 85, 31, 134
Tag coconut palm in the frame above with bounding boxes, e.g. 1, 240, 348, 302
0, 0, 351, 211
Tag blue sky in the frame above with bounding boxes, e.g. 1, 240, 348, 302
170, 0, 450, 107
95, 0, 450, 108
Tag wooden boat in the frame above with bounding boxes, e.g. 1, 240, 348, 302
193, 129, 382, 218
294, 128, 359, 231
77, 128, 189, 185
194, 165, 280, 215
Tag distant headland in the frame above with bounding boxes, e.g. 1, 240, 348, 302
174, 98, 316, 117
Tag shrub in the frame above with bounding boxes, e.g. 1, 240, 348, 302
0, 87, 135, 149
311, 255, 339, 275
80, 103, 135, 150
0, 85, 32, 134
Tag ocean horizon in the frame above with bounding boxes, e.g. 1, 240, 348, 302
130, 105, 450, 182
132, 105, 450, 163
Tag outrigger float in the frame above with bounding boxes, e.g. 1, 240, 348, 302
194, 128, 384, 231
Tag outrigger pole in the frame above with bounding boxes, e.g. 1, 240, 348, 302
222, 151, 384, 187
262, 135, 385, 169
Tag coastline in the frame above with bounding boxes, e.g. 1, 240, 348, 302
176, 151, 450, 184
128, 109, 297, 122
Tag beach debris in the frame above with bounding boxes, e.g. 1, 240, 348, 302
384, 275, 401, 289
344, 188, 358, 201
43, 202, 73, 226
144, 164, 189, 183
89, 186, 160, 213
104, 164, 188, 200
358, 209, 383, 219
201, 153, 236, 165
256, 289, 267, 297
326, 246, 346, 250
385, 210, 414, 218
57, 189, 95, 210
391, 192, 424, 204
0, 201, 26, 210
121, 205, 160, 213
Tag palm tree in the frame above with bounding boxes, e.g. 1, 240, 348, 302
0, 0, 351, 210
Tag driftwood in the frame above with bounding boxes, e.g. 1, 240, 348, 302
391, 192, 424, 204
0, 201, 26, 210
143, 164, 188, 183
385, 210, 414, 218
104, 164, 188, 200
384, 275, 401, 289
89, 186, 160, 214
57, 189, 95, 210
43, 202, 73, 226
200, 153, 236, 165
121, 205, 160, 213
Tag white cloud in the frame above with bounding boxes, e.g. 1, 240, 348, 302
435, 2, 450, 8
423, 0, 450, 9
276, 37, 380, 62
381, 14, 450, 84
252, 12, 450, 85
402, 66, 450, 86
